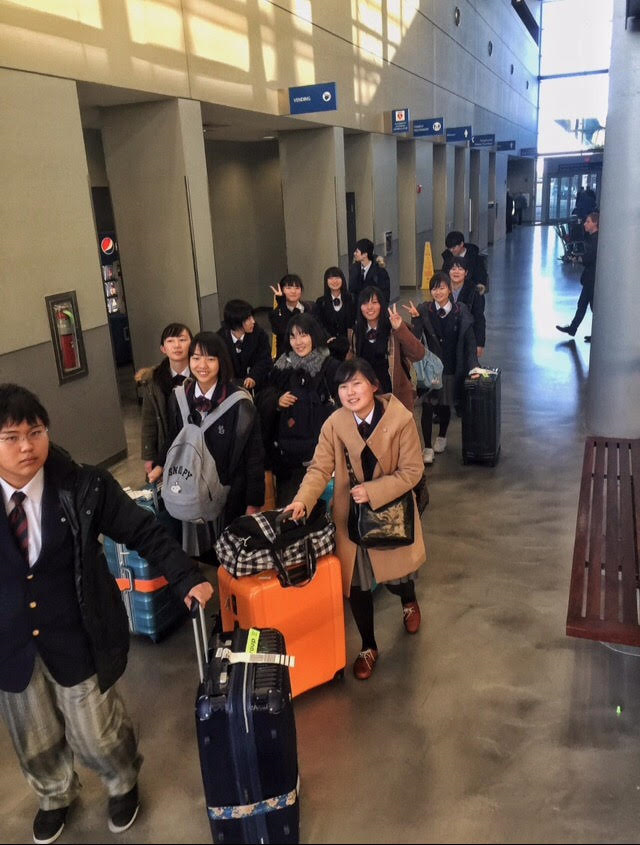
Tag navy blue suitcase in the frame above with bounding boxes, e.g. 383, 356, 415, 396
103, 487, 186, 641
193, 612, 299, 844
462, 368, 501, 466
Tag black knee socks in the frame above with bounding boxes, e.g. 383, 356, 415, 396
348, 586, 377, 651
385, 580, 416, 605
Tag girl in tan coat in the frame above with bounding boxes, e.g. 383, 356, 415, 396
285, 358, 426, 680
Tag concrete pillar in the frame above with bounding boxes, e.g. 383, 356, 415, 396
433, 143, 454, 259
487, 152, 497, 244
344, 132, 374, 275
454, 146, 470, 236
0, 68, 125, 465
415, 141, 434, 282
397, 139, 417, 289
371, 135, 399, 300
470, 150, 480, 242
587, 0, 640, 437
279, 127, 347, 298
101, 99, 217, 369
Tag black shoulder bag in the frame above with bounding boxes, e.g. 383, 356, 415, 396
343, 447, 415, 549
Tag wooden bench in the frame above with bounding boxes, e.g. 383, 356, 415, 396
566, 437, 640, 645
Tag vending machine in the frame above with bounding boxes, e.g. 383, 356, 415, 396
99, 233, 132, 366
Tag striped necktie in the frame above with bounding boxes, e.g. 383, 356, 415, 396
8, 491, 29, 564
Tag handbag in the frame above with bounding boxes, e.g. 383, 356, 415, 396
343, 448, 414, 549
214, 501, 335, 586
413, 337, 443, 390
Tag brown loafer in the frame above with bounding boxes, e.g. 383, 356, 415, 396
353, 648, 378, 680
402, 601, 421, 634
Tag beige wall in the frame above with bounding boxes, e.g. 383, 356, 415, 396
397, 139, 416, 288
0, 68, 108, 354
0, 1, 538, 147
344, 133, 374, 249
205, 139, 287, 311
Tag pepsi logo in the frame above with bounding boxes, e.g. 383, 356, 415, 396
101, 237, 115, 255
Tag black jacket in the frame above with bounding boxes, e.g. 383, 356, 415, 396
348, 256, 391, 305
453, 279, 486, 347
216, 325, 273, 391
164, 380, 265, 522
412, 301, 479, 402
441, 243, 488, 289
312, 293, 356, 360
269, 298, 315, 359
580, 230, 598, 291
14, 447, 206, 693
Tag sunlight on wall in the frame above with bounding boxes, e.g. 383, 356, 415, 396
5, 0, 102, 28
187, 7, 250, 71
353, 66, 380, 107
294, 39, 314, 83
126, 0, 184, 51
261, 25, 276, 80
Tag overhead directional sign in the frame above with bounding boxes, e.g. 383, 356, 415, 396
289, 82, 337, 114
520, 147, 538, 157
446, 125, 472, 143
471, 133, 495, 148
496, 140, 516, 151
392, 108, 411, 134
413, 117, 444, 137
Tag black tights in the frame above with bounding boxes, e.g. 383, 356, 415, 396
348, 581, 416, 652
421, 403, 451, 448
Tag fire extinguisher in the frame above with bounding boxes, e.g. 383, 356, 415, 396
55, 308, 79, 371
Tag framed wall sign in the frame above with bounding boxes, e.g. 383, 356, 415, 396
45, 291, 89, 384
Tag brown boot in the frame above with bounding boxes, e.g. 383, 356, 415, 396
402, 601, 421, 634
353, 648, 378, 680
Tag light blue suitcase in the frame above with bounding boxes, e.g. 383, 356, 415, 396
102, 487, 186, 642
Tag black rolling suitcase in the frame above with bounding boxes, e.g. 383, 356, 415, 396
192, 608, 300, 844
461, 368, 501, 466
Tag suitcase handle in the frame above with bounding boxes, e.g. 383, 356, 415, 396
191, 603, 209, 684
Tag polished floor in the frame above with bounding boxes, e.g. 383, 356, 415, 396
5, 226, 640, 844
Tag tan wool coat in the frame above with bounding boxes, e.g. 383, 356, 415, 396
294, 394, 426, 596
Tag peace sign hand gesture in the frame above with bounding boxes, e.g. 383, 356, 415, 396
388, 303, 403, 330
402, 300, 420, 319
269, 283, 283, 298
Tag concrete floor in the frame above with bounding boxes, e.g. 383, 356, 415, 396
4, 226, 640, 844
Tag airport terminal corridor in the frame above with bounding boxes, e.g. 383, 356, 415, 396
4, 226, 640, 844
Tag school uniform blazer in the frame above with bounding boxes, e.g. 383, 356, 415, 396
294, 394, 426, 596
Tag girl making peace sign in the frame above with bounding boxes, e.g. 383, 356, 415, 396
353, 286, 425, 411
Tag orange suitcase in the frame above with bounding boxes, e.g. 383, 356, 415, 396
217, 555, 346, 697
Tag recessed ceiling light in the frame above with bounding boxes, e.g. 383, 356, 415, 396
263, 135, 276, 140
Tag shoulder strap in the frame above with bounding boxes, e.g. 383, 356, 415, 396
199, 389, 251, 434
175, 385, 191, 426
343, 446, 360, 488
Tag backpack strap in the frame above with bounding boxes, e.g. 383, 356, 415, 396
199, 388, 251, 434
175, 385, 191, 426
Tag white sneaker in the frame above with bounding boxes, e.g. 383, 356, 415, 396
433, 436, 447, 453
422, 447, 434, 464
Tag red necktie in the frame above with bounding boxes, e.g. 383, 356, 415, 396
8, 491, 29, 564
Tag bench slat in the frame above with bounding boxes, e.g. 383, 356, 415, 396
604, 441, 620, 622
566, 437, 640, 645
619, 442, 637, 624
586, 440, 606, 620
567, 439, 596, 621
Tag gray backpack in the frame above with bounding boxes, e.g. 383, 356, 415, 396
162, 386, 249, 523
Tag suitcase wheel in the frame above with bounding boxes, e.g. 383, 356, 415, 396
333, 669, 345, 682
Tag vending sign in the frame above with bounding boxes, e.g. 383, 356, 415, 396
289, 82, 337, 114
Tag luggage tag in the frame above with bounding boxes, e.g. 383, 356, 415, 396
215, 627, 295, 672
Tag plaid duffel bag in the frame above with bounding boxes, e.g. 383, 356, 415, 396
215, 502, 335, 586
